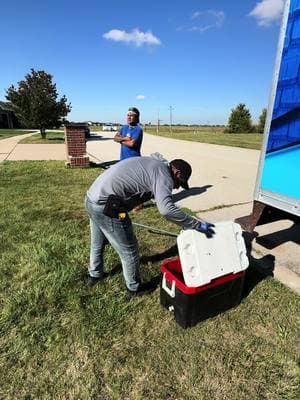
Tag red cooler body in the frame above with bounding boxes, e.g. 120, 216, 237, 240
160, 257, 245, 328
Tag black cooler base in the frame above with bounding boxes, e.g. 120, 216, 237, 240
160, 257, 245, 329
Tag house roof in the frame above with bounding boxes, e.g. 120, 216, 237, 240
0, 101, 13, 112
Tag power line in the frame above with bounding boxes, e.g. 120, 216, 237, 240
169, 105, 174, 133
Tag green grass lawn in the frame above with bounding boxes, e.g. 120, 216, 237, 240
6, 126, 263, 149
145, 126, 264, 150
90, 125, 263, 150
0, 161, 299, 399
89, 125, 106, 132
0, 129, 36, 140
19, 130, 65, 144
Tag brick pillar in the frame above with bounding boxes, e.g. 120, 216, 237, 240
64, 124, 90, 168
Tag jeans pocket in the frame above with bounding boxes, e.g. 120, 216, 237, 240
111, 216, 133, 234
101, 214, 114, 232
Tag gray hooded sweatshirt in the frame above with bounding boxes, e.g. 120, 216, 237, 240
87, 156, 199, 229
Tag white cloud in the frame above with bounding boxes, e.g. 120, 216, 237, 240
189, 9, 225, 32
192, 11, 201, 20
103, 28, 161, 47
249, 0, 284, 27
136, 95, 145, 100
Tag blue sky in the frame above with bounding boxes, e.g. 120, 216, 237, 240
0, 0, 285, 125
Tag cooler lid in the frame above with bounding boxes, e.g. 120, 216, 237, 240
177, 221, 249, 287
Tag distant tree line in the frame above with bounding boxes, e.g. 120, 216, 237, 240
5, 69, 267, 137
225, 103, 267, 134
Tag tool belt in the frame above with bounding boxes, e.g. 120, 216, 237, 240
103, 195, 128, 219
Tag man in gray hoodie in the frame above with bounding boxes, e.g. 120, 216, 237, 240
85, 155, 215, 297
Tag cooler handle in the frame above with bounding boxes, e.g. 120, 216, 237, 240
162, 273, 175, 298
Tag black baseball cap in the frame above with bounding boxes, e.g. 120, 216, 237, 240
170, 159, 192, 190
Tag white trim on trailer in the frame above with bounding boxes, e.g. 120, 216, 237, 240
253, 0, 300, 217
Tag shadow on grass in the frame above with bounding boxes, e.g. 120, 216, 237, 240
106, 244, 178, 288
140, 244, 178, 265
96, 231, 276, 296
242, 231, 275, 299
138, 201, 156, 210
140, 232, 276, 296
140, 244, 178, 288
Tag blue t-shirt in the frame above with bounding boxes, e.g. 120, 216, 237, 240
119, 124, 143, 160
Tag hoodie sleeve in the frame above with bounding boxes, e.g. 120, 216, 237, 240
151, 167, 199, 229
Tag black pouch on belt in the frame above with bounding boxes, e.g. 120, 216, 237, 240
103, 195, 126, 218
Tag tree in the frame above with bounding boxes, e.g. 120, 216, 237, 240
226, 103, 253, 133
256, 108, 267, 133
6, 69, 71, 138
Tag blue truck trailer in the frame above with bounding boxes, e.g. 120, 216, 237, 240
237, 0, 300, 231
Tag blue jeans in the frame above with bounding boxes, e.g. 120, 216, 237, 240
85, 197, 140, 291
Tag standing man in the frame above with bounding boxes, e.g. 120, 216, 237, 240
114, 107, 143, 160
85, 156, 215, 298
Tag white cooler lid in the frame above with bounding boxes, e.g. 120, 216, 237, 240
177, 221, 249, 287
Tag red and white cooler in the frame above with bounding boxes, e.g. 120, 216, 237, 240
160, 222, 249, 328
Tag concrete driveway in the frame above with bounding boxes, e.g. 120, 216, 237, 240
1, 130, 300, 293
86, 132, 260, 213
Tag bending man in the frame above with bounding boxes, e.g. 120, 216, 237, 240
85, 156, 215, 298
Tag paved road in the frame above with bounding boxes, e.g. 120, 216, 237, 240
1, 130, 299, 293
86, 131, 260, 213
1, 130, 259, 213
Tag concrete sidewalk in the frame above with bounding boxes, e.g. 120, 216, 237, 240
0, 131, 66, 161
1, 130, 300, 294
0, 131, 37, 162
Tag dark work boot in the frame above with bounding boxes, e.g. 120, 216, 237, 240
126, 282, 156, 300
86, 272, 109, 287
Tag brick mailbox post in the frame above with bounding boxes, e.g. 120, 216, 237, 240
64, 124, 90, 168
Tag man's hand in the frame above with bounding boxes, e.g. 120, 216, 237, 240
195, 221, 215, 238
113, 134, 135, 147
113, 134, 123, 143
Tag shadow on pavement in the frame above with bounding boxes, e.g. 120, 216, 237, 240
87, 134, 113, 142
89, 160, 119, 169
172, 185, 213, 202
256, 222, 300, 249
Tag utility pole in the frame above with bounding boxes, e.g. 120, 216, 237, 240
169, 105, 174, 133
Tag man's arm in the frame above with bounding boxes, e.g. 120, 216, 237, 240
113, 133, 136, 147
151, 172, 199, 229
113, 133, 123, 143
114, 126, 142, 148
119, 137, 136, 148
121, 126, 142, 148
152, 170, 214, 234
